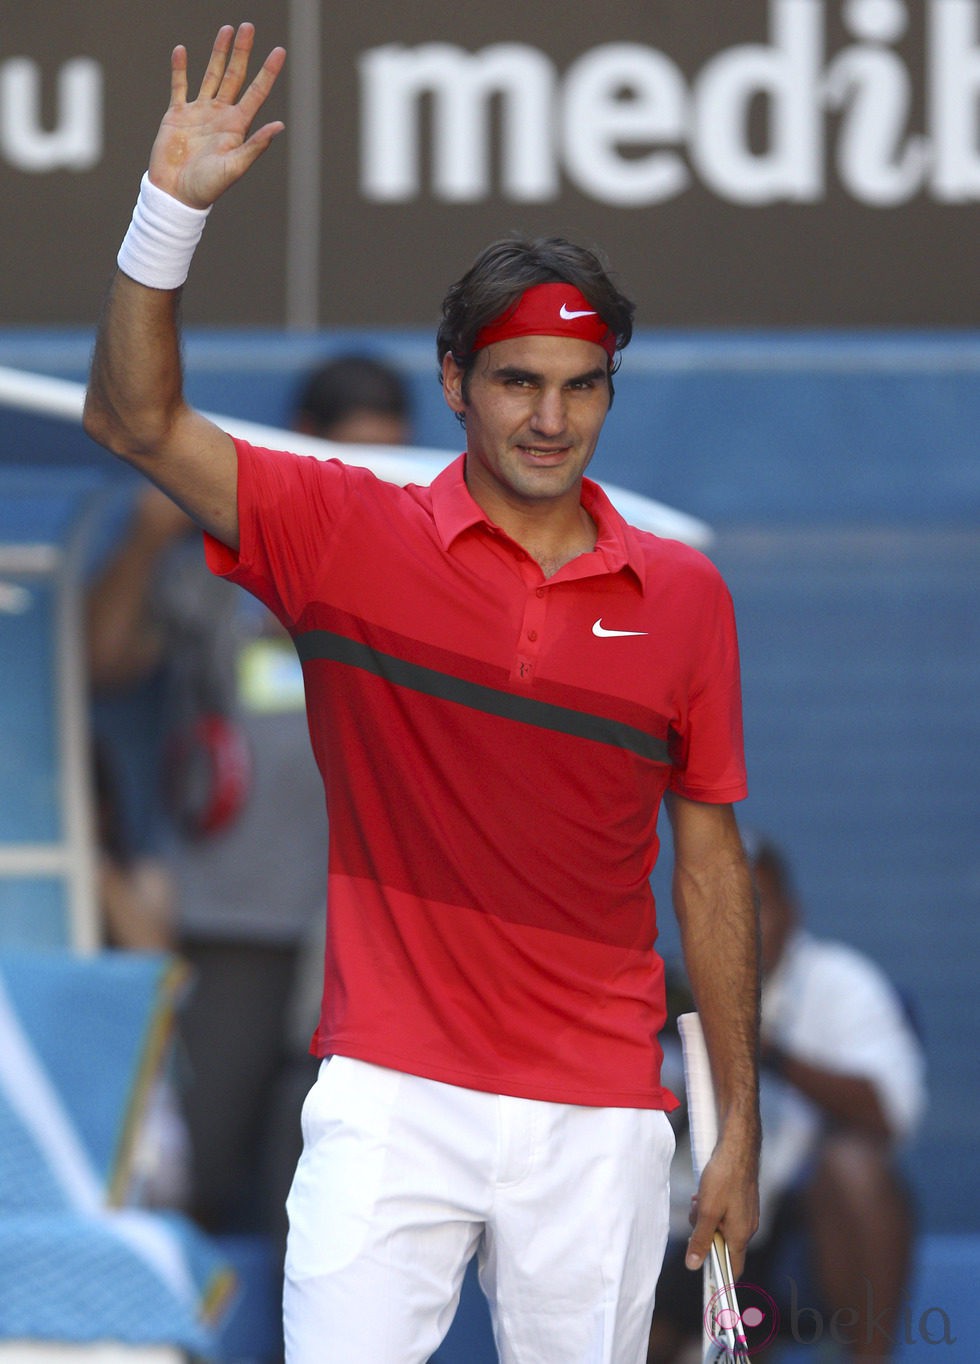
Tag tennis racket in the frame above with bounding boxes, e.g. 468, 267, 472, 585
677, 1012, 749, 1363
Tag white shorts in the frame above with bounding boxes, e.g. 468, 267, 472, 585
284, 1057, 675, 1364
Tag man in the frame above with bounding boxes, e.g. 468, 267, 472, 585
83, 25, 760, 1364
650, 834, 926, 1363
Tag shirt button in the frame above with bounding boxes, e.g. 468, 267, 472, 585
536, 587, 545, 598
527, 630, 538, 642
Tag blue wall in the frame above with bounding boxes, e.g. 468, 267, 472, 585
2, 328, 977, 1233
4, 328, 979, 529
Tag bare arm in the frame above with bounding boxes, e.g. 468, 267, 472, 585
86, 487, 195, 689
83, 24, 286, 549
762, 1047, 892, 1139
99, 853, 176, 952
668, 793, 761, 1277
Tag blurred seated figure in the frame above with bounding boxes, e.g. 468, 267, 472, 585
649, 833, 927, 1364
85, 353, 414, 1245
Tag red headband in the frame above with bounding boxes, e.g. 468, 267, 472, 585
472, 283, 616, 358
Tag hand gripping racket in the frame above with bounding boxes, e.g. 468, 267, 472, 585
677, 1012, 749, 1362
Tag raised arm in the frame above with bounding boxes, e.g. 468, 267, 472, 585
667, 793, 761, 1278
83, 24, 286, 549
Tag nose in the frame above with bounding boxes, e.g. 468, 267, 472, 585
529, 386, 567, 437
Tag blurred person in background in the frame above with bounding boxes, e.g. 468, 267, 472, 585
85, 351, 413, 1244
649, 832, 926, 1364
293, 352, 411, 446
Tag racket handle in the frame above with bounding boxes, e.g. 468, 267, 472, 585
678, 1011, 717, 1179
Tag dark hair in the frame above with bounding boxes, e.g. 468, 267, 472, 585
741, 828, 795, 899
436, 234, 635, 405
295, 354, 410, 436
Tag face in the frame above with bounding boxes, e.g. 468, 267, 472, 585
307, 409, 411, 446
442, 334, 611, 518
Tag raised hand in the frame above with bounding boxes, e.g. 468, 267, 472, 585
148, 23, 285, 209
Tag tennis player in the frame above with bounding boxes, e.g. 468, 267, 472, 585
83, 24, 761, 1364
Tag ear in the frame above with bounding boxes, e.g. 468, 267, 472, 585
441, 351, 466, 416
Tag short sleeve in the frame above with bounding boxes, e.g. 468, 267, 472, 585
204, 437, 356, 628
788, 943, 927, 1141
668, 571, 747, 804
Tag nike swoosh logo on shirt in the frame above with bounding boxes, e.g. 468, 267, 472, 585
560, 304, 598, 319
592, 619, 648, 638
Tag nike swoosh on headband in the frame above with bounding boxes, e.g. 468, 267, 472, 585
472, 285, 615, 357
592, 619, 648, 638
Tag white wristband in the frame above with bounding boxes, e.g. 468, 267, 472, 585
116, 173, 212, 290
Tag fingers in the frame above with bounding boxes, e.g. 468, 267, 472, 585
725, 1234, 747, 1282
237, 45, 287, 125
198, 25, 236, 102
685, 1194, 751, 1277
170, 45, 188, 107
685, 1196, 714, 1271
235, 118, 286, 176
216, 23, 256, 104
184, 23, 285, 121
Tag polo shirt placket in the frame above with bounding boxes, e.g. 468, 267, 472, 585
512, 567, 548, 686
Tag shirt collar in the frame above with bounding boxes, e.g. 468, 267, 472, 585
430, 455, 490, 546
430, 455, 647, 591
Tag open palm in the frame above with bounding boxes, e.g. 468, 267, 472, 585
147, 23, 285, 209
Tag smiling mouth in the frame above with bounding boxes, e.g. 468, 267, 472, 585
518, 444, 570, 459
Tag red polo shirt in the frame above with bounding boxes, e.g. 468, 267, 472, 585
206, 442, 746, 1109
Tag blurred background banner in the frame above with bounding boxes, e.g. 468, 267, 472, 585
1, 0, 979, 327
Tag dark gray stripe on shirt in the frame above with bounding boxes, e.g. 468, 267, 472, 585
295, 629, 671, 765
